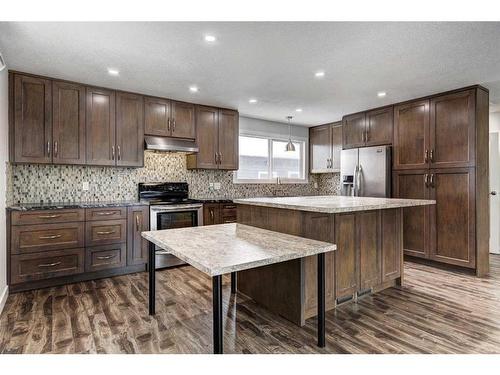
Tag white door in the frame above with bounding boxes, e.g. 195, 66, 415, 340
489, 133, 500, 254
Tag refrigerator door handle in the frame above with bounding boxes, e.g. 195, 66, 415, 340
357, 164, 363, 196
353, 165, 359, 196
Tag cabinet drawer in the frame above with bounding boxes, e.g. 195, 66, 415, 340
85, 207, 127, 221
11, 248, 85, 284
11, 209, 85, 225
11, 222, 85, 254
85, 244, 126, 272
85, 219, 127, 246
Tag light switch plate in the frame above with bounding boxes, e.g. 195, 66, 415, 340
82, 181, 90, 191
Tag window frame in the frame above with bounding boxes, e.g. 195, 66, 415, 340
233, 132, 309, 184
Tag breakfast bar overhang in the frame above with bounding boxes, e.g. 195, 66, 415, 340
142, 223, 337, 354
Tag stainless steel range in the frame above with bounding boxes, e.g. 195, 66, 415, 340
139, 182, 203, 269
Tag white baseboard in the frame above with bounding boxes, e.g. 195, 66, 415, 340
0, 285, 8, 315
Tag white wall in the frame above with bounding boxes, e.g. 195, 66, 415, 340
490, 112, 500, 133
239, 116, 309, 140
0, 66, 8, 313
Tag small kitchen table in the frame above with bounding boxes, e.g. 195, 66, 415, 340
142, 223, 336, 354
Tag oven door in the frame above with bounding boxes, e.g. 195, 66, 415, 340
150, 204, 203, 269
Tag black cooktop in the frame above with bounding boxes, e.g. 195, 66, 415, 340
138, 182, 201, 205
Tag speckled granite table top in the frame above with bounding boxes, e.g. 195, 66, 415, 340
142, 223, 336, 276
233, 195, 436, 213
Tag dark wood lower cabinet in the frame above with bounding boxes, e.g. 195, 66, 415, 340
127, 206, 150, 266
237, 204, 402, 326
8, 205, 149, 292
393, 170, 430, 259
203, 202, 237, 225
429, 168, 476, 268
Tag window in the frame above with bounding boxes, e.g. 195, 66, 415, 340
234, 135, 307, 183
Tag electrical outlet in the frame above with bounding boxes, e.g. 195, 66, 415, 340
213, 182, 221, 190
82, 181, 90, 191
314, 182, 318, 189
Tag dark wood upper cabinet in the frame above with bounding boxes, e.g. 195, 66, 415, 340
309, 122, 342, 173
342, 112, 366, 149
218, 109, 239, 170
85, 87, 116, 166
429, 168, 476, 268
365, 107, 393, 147
187, 106, 238, 170
331, 123, 342, 170
393, 169, 430, 259
393, 99, 430, 170
127, 205, 149, 266
116, 92, 144, 167
52, 81, 86, 165
430, 90, 475, 169
171, 101, 195, 139
144, 96, 170, 137
188, 106, 218, 169
12, 74, 52, 164
309, 124, 331, 173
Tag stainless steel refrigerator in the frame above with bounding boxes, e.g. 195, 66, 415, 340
340, 146, 392, 197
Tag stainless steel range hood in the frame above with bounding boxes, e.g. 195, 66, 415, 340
144, 136, 199, 153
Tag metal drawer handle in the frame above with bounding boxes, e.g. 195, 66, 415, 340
136, 215, 140, 231
39, 234, 62, 240
96, 212, 115, 216
429, 174, 435, 187
96, 254, 116, 260
223, 220, 237, 223
38, 214, 62, 219
96, 230, 116, 235
38, 261, 61, 268
224, 205, 236, 209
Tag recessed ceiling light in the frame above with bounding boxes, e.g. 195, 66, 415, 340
249, 99, 257, 104
295, 108, 303, 112
377, 91, 387, 98
189, 86, 199, 93
107, 68, 119, 76
204, 35, 216, 42
315, 71, 325, 78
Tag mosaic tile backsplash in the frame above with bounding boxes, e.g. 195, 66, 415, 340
7, 151, 341, 204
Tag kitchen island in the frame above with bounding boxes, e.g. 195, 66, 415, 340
233, 195, 435, 326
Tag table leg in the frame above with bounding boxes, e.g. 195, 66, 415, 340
148, 241, 156, 315
213, 275, 223, 354
317, 253, 325, 347
231, 272, 237, 294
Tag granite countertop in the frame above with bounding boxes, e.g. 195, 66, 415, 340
191, 198, 235, 203
142, 223, 336, 276
233, 195, 436, 214
7, 200, 150, 211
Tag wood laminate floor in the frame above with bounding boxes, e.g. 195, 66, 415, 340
1, 256, 500, 354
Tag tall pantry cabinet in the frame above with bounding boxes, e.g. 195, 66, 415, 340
392, 87, 489, 276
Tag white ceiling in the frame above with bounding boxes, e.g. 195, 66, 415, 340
1, 22, 500, 126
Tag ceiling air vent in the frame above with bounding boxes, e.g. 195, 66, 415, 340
0, 53, 5, 72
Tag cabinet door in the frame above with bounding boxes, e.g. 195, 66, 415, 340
342, 112, 366, 149
144, 97, 171, 136
365, 107, 393, 147
203, 203, 221, 225
430, 89, 475, 168
13, 74, 52, 163
392, 170, 430, 259
334, 213, 358, 301
429, 168, 476, 268
309, 124, 331, 173
116, 92, 144, 167
86, 87, 116, 166
192, 106, 219, 169
331, 123, 342, 171
393, 100, 429, 170
218, 109, 239, 170
171, 101, 195, 139
127, 206, 149, 266
381, 208, 402, 282
358, 211, 381, 289
52, 81, 86, 165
